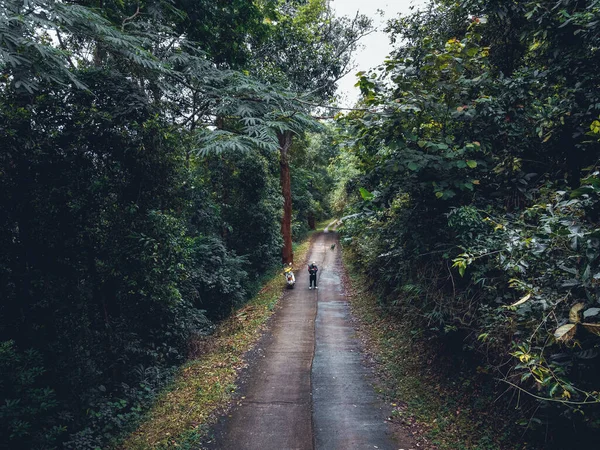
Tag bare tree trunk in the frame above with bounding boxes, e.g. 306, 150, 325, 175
279, 131, 294, 264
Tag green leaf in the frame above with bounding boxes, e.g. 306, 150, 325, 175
407, 162, 419, 171
359, 187, 374, 201
570, 186, 594, 198
466, 160, 477, 168
443, 189, 456, 199
466, 47, 478, 57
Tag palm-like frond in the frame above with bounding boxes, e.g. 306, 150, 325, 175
0, 0, 318, 154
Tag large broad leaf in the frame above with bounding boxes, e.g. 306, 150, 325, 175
554, 323, 577, 342
583, 307, 600, 319
570, 303, 585, 323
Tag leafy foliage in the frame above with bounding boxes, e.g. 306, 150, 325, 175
0, 0, 349, 447
290, 130, 338, 236
334, 0, 600, 445
0, 341, 63, 449
252, 0, 372, 99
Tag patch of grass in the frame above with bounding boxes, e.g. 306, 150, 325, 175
315, 218, 334, 232
341, 249, 539, 450
120, 232, 317, 449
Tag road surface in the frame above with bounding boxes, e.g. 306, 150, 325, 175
205, 229, 414, 450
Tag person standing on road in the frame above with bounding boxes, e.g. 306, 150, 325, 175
308, 261, 318, 290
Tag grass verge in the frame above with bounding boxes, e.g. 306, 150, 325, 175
341, 248, 539, 450
120, 229, 319, 449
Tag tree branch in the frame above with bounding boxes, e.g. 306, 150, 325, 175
498, 379, 600, 405
122, 5, 141, 31
55, 29, 77, 70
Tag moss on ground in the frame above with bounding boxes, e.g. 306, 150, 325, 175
341, 249, 540, 450
120, 228, 320, 449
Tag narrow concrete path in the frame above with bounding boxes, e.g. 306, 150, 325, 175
206, 231, 411, 450
205, 246, 317, 450
313, 231, 398, 450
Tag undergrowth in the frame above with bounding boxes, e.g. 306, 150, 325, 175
341, 247, 542, 450
118, 227, 319, 449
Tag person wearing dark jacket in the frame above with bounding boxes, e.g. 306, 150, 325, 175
308, 261, 318, 289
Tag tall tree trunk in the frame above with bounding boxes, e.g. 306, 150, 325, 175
279, 131, 294, 264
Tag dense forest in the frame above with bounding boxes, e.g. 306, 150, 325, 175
333, 0, 600, 446
0, 0, 368, 447
2, 0, 600, 448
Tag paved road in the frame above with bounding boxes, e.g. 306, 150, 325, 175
206, 230, 413, 450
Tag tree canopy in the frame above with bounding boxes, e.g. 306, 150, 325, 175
0, 0, 361, 447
